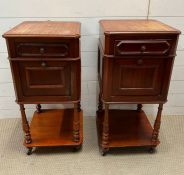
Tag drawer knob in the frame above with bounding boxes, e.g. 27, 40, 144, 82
40, 47, 45, 54
137, 59, 143, 65
141, 45, 146, 52
41, 62, 47, 67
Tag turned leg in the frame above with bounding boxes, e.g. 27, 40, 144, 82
73, 103, 80, 142
97, 94, 103, 113
137, 104, 143, 112
152, 104, 163, 143
36, 104, 42, 113
19, 104, 32, 144
101, 104, 109, 155
77, 101, 81, 112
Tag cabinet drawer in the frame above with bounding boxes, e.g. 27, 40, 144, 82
7, 38, 79, 58
16, 42, 69, 57
114, 40, 171, 56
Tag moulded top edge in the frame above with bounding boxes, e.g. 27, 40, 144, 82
3, 21, 81, 38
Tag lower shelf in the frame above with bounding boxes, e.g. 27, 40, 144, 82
24, 109, 83, 148
97, 109, 159, 148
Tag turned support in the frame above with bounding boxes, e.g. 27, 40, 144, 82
73, 103, 80, 142
101, 104, 109, 153
137, 104, 143, 112
152, 104, 163, 143
19, 104, 32, 144
97, 94, 103, 113
36, 104, 42, 113
77, 101, 81, 112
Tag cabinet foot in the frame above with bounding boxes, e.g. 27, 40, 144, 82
73, 145, 82, 152
100, 147, 109, 156
27, 147, 33, 155
148, 147, 156, 154
101, 151, 106, 156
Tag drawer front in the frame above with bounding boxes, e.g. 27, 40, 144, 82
16, 42, 69, 57
107, 57, 167, 97
104, 34, 177, 55
12, 60, 80, 101
7, 38, 79, 58
114, 40, 171, 56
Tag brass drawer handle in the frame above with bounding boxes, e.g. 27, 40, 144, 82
41, 62, 47, 67
137, 59, 143, 65
40, 47, 45, 54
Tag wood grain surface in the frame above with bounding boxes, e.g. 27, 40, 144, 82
97, 110, 159, 148
24, 109, 83, 147
100, 19, 180, 34
3, 21, 81, 38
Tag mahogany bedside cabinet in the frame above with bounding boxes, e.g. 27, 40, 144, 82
97, 20, 180, 155
3, 21, 83, 155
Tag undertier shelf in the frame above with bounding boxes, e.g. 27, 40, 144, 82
24, 109, 83, 148
97, 109, 159, 148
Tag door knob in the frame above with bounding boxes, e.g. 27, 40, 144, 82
41, 62, 47, 67
141, 45, 146, 52
40, 47, 45, 54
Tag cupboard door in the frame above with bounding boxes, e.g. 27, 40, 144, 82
111, 57, 166, 96
19, 61, 71, 96
12, 60, 80, 102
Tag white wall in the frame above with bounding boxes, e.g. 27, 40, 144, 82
0, 0, 183, 118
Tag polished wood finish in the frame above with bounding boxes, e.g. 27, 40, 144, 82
97, 110, 159, 147
114, 39, 171, 56
3, 21, 82, 154
24, 109, 83, 147
16, 42, 70, 58
19, 104, 32, 144
99, 20, 180, 33
73, 103, 80, 142
101, 104, 109, 153
7, 38, 79, 59
98, 20, 180, 155
3, 21, 80, 38
152, 104, 163, 143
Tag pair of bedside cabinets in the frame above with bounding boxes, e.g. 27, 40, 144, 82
3, 20, 180, 155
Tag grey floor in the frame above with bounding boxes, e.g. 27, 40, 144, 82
0, 115, 184, 175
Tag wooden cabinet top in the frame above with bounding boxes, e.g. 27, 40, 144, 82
3, 21, 81, 38
100, 20, 180, 34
